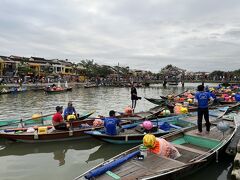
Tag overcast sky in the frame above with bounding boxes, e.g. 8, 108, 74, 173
0, 0, 240, 72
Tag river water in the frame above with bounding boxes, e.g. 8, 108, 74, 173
0, 83, 233, 180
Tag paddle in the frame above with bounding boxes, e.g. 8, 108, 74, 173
0, 113, 54, 127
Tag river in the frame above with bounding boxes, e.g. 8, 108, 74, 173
0, 83, 233, 180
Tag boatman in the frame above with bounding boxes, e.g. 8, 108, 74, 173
64, 101, 77, 120
103, 110, 121, 136
143, 134, 180, 159
52, 106, 69, 130
131, 83, 141, 112
194, 85, 214, 135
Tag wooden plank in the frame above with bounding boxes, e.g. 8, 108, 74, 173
112, 163, 137, 174
185, 127, 233, 141
134, 154, 185, 170
174, 144, 206, 154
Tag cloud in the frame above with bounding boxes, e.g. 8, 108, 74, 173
0, 0, 240, 72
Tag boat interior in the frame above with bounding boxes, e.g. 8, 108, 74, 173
92, 120, 235, 180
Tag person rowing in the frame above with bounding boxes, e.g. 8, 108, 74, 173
131, 82, 141, 112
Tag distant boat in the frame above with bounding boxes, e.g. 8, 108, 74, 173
84, 83, 98, 88
44, 81, 72, 94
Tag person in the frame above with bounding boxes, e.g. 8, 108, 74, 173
194, 85, 214, 135
103, 110, 121, 135
234, 92, 240, 102
143, 134, 180, 159
208, 90, 219, 105
64, 101, 77, 120
52, 106, 69, 130
131, 83, 141, 112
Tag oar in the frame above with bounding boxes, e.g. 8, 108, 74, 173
0, 113, 54, 127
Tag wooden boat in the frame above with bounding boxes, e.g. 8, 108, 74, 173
219, 100, 237, 105
84, 83, 99, 88
11, 86, 27, 93
85, 115, 195, 144
0, 106, 172, 143
145, 98, 166, 106
66, 87, 73, 91
168, 82, 179, 86
44, 87, 69, 94
118, 106, 164, 121
0, 87, 27, 95
146, 99, 222, 113
75, 105, 238, 180
0, 118, 111, 143
0, 111, 95, 128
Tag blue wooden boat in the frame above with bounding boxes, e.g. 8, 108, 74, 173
85, 115, 195, 144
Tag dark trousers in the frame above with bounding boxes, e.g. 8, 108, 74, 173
54, 123, 69, 131
197, 108, 210, 132
132, 100, 137, 111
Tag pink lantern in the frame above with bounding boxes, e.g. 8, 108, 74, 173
142, 121, 153, 130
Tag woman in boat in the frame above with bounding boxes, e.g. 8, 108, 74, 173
143, 134, 180, 159
194, 85, 214, 135
64, 101, 77, 120
52, 106, 69, 130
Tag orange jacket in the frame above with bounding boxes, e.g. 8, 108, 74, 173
149, 138, 180, 159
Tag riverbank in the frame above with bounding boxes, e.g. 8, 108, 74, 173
0, 82, 86, 90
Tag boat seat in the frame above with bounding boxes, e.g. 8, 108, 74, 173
174, 144, 206, 155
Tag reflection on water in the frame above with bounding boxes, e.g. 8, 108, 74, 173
53, 149, 67, 166
0, 83, 231, 180
0, 138, 135, 180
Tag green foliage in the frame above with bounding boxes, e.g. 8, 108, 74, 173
78, 60, 130, 78
18, 64, 35, 75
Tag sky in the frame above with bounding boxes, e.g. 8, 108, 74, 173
0, 0, 240, 72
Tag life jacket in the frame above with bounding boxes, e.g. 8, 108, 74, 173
149, 138, 180, 159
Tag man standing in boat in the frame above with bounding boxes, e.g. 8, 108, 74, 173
52, 106, 69, 130
194, 85, 214, 135
131, 82, 141, 112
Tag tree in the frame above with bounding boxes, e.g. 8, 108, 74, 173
17, 63, 35, 76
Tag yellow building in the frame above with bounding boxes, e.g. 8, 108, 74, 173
29, 63, 40, 75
